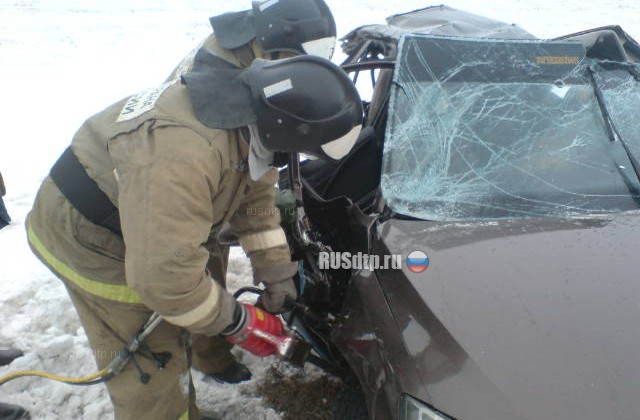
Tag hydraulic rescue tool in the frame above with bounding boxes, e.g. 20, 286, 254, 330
0, 301, 321, 387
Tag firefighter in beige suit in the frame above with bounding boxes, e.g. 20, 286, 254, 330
26, 39, 362, 420
166, 0, 337, 384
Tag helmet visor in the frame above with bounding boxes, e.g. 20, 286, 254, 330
320, 125, 362, 160
301, 36, 336, 59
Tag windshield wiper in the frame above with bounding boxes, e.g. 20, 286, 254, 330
587, 65, 640, 188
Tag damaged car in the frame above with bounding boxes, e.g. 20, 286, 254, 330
267, 5, 640, 420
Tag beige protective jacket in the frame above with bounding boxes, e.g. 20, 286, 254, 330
28, 71, 294, 336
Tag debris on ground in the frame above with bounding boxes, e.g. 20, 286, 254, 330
250, 365, 343, 420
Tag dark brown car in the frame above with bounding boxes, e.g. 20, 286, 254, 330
277, 6, 640, 420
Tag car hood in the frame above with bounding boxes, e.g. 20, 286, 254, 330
376, 212, 640, 420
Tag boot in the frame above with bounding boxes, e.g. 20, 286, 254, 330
0, 403, 30, 420
205, 360, 252, 384
0, 349, 23, 367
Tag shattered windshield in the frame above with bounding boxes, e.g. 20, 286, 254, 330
382, 35, 640, 221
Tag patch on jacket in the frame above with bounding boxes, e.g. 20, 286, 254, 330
116, 80, 176, 122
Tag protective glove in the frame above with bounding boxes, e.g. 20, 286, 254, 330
260, 277, 297, 314
222, 302, 284, 357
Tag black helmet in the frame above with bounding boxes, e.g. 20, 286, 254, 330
211, 0, 336, 59
183, 52, 362, 179
252, 0, 337, 59
246, 55, 363, 161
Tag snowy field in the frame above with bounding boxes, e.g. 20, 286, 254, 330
0, 0, 639, 419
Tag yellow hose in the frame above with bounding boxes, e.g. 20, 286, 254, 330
0, 314, 161, 387
0, 368, 109, 386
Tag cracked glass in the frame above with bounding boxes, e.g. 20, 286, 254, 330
593, 64, 640, 158
382, 35, 640, 221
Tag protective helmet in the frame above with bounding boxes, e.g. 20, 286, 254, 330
253, 0, 337, 59
211, 0, 336, 59
182, 52, 362, 179
246, 55, 363, 161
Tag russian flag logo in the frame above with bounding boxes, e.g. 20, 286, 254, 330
406, 251, 429, 273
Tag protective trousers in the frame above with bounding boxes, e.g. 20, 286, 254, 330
59, 243, 233, 420
66, 286, 198, 420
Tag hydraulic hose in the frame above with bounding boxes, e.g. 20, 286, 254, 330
0, 368, 110, 387
0, 312, 164, 388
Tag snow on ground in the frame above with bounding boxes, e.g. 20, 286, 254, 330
0, 0, 638, 419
